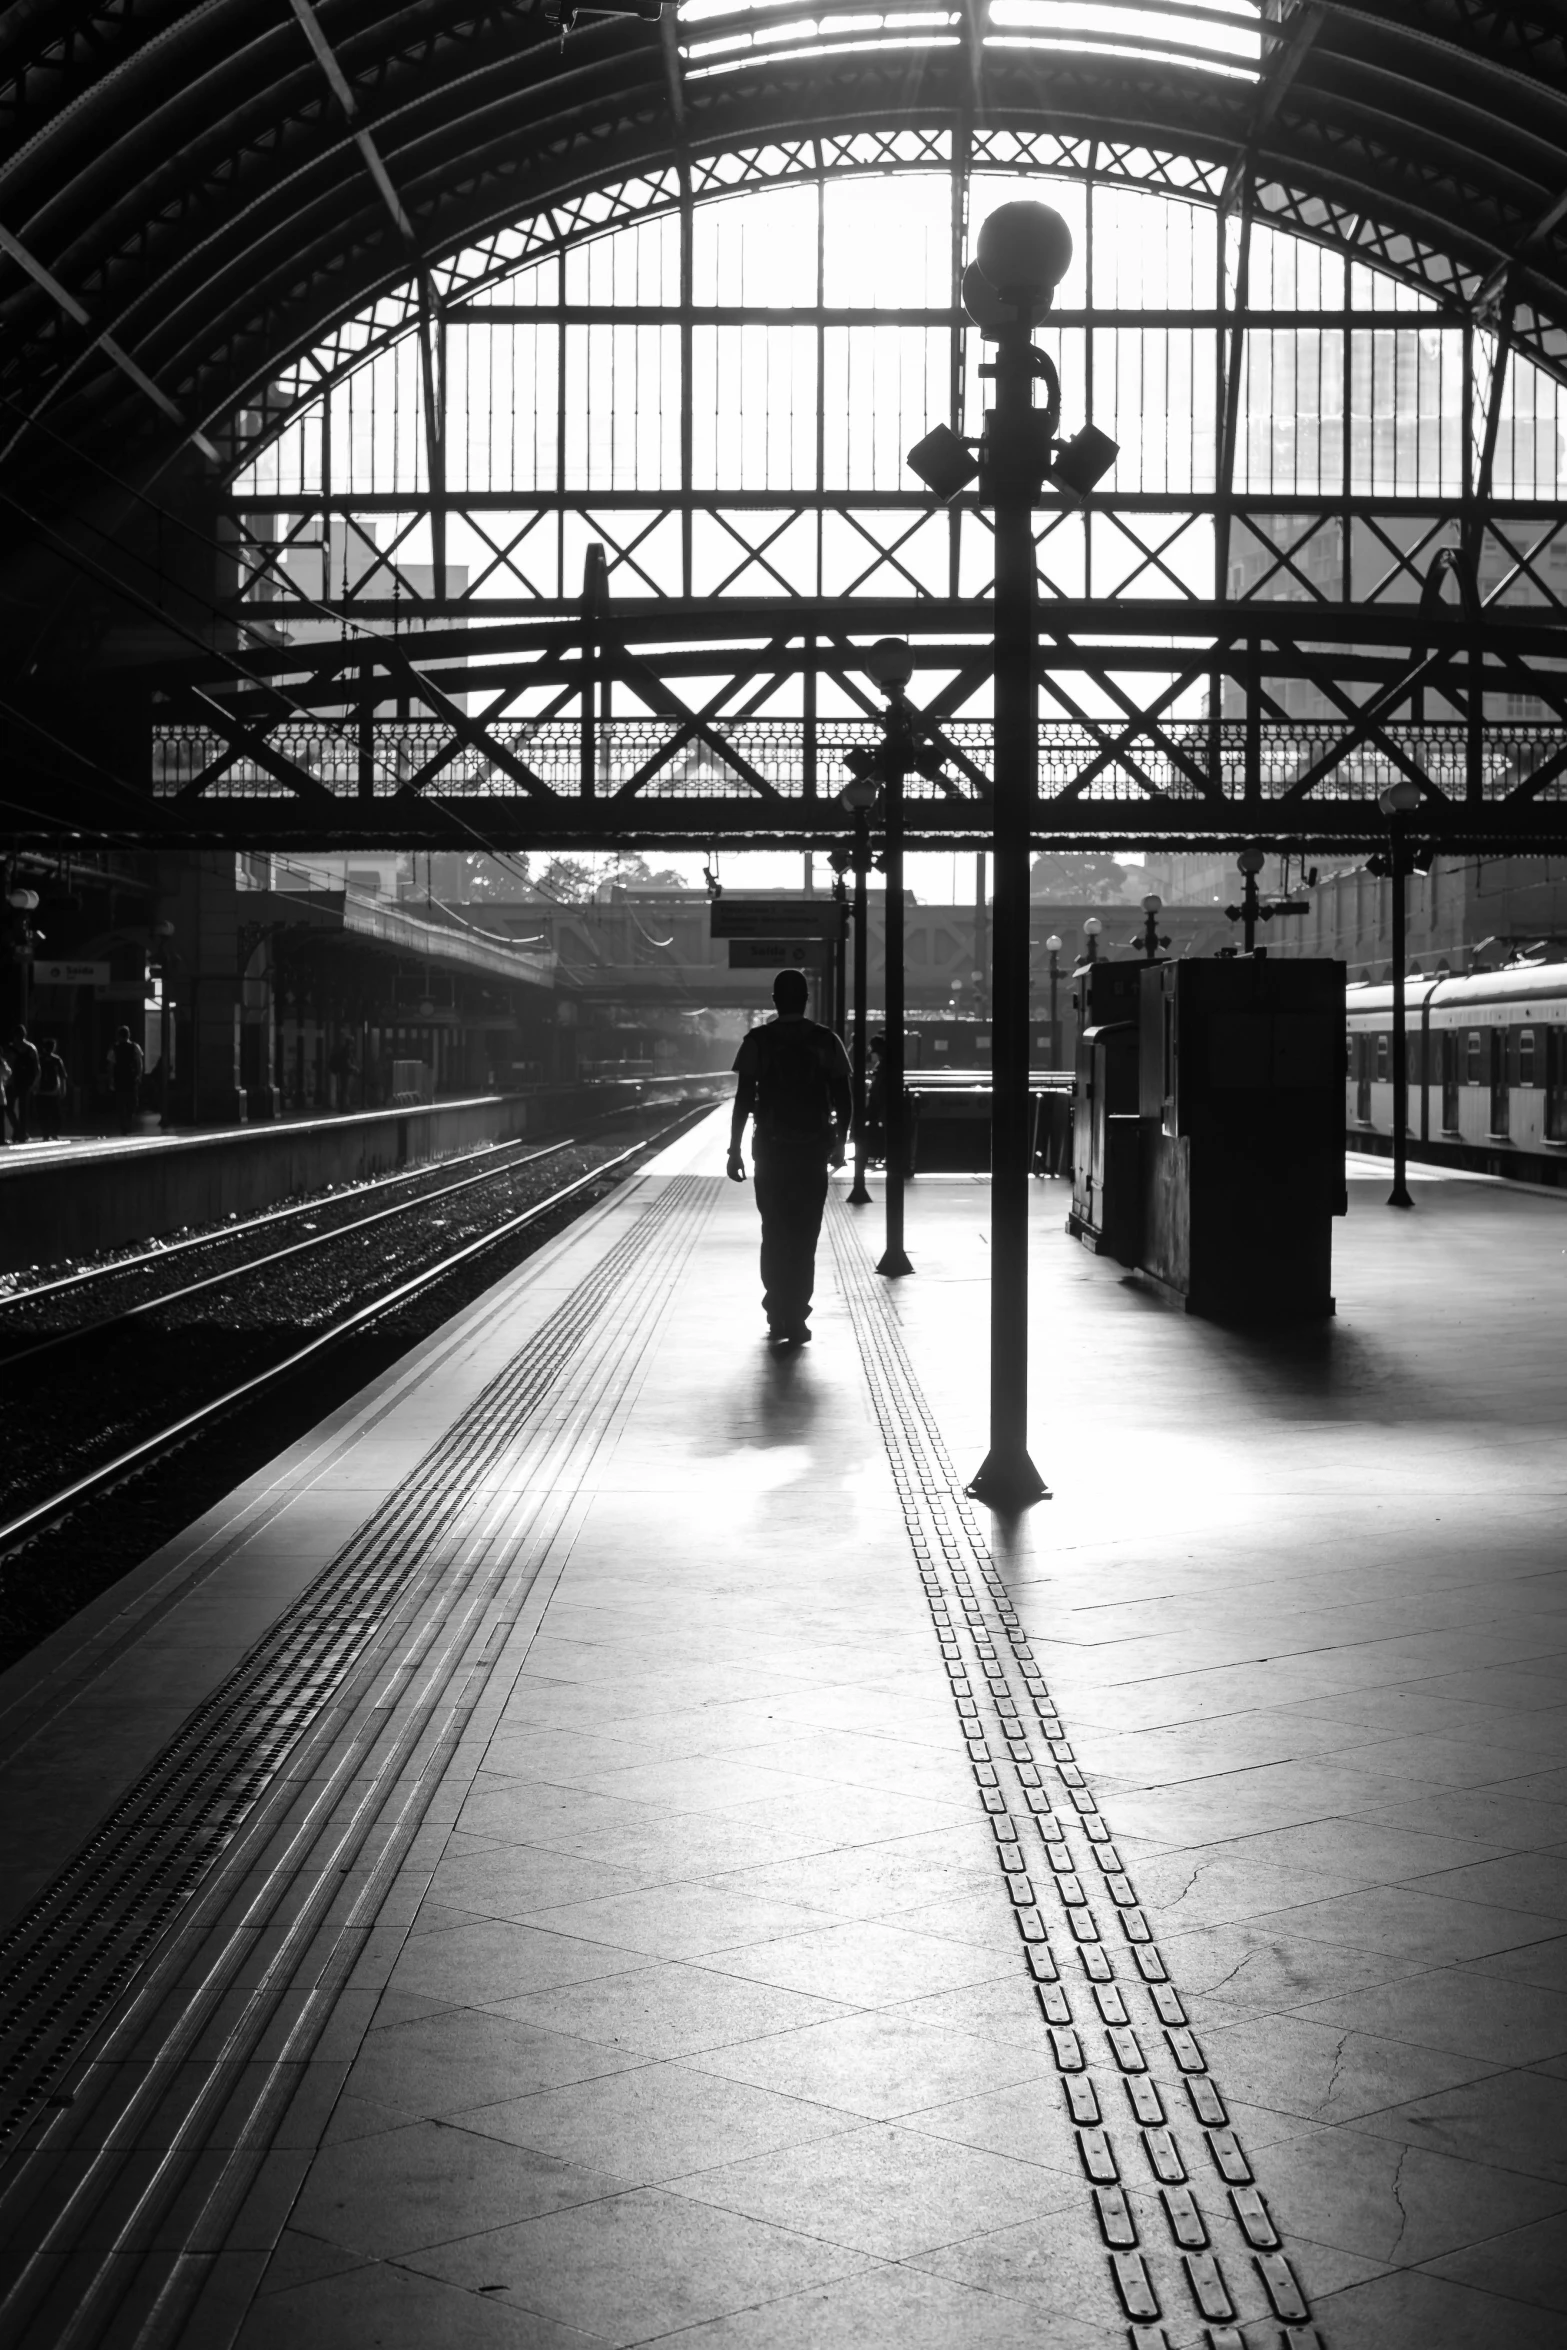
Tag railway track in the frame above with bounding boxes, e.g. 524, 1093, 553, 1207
0, 1129, 585, 1372
0, 1109, 661, 1326
0, 1100, 710, 1562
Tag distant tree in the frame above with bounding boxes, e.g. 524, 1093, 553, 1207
535, 856, 598, 903
607, 852, 687, 890
1029, 851, 1133, 900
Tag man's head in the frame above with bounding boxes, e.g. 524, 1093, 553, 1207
772, 969, 809, 1017
40, 1037, 55, 1055
10, 1024, 25, 1043
115, 1025, 131, 1043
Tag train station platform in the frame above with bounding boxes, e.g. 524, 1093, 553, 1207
1, 1114, 1564, 2349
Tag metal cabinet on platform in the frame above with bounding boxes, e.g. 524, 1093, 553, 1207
1067, 961, 1146, 1262
1137, 958, 1346, 1320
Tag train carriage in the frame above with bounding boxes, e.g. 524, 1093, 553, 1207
1345, 964, 1567, 1183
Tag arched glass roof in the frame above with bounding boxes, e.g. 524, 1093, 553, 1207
2, 0, 1566, 515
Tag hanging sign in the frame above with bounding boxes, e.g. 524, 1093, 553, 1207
727, 939, 828, 969
710, 898, 845, 940
33, 960, 110, 988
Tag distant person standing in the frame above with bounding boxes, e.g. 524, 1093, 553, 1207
33, 1037, 67, 1140
110, 1025, 144, 1134
5, 1025, 39, 1142
728, 969, 852, 1347
863, 1033, 888, 1166
327, 1033, 357, 1112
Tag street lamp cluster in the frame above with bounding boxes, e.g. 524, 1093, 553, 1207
833, 200, 1119, 1508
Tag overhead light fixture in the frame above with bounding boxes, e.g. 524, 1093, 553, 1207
1048, 424, 1119, 501
906, 423, 979, 502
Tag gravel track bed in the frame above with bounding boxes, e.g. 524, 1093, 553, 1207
0, 1106, 708, 1672
0, 1130, 574, 1327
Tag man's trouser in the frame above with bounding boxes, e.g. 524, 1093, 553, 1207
752, 1139, 831, 1334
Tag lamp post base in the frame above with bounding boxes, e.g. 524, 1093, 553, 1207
1387, 1184, 1414, 1209
965, 1448, 1050, 1509
847, 1167, 872, 1205
876, 1246, 913, 1276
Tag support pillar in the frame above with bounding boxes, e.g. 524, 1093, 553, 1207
848, 810, 871, 1205
878, 749, 912, 1277
967, 309, 1046, 1506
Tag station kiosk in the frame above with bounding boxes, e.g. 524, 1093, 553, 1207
1137, 957, 1346, 1319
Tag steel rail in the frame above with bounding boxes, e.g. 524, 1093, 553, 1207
0, 1132, 585, 1367
0, 1130, 572, 1314
0, 1110, 701, 1557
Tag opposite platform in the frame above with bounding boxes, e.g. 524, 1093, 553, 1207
0, 1114, 1563, 2349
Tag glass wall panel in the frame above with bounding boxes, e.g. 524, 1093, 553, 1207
822, 174, 950, 305
822, 325, 949, 489
1091, 185, 1215, 308
691, 324, 818, 487
564, 212, 683, 305
1346, 328, 1462, 496
447, 323, 559, 495
1493, 351, 1567, 500
1236, 330, 1343, 495
563, 324, 682, 491
330, 338, 426, 496
1092, 328, 1214, 493
693, 182, 820, 305
1245, 221, 1342, 312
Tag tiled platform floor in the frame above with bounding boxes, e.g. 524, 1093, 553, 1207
2, 1116, 1564, 2348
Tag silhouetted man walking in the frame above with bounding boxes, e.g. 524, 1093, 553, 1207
728, 969, 852, 1347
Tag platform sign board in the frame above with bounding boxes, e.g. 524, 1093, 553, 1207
709, 898, 845, 941
33, 960, 109, 988
727, 939, 828, 969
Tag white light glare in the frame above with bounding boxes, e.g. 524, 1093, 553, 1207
687, 32, 959, 73
686, 8, 959, 60
987, 0, 1261, 63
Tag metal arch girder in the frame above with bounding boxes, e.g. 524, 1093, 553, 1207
145, 596, 1567, 682
7, 9, 1567, 500
93, 595, 1567, 856
31, 794, 1567, 855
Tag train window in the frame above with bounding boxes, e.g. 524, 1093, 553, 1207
1375, 1033, 1389, 1080
1519, 1029, 1536, 1085
1548, 1032, 1567, 1143
1466, 1031, 1483, 1083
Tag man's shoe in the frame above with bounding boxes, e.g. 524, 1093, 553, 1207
789, 1325, 812, 1344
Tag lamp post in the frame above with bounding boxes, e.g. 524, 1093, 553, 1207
906, 200, 1116, 1508
1232, 846, 1268, 952
1379, 778, 1422, 1209
865, 637, 914, 1278
840, 638, 926, 1262
1045, 934, 1063, 1065
1081, 915, 1102, 967
831, 868, 848, 1043
839, 771, 877, 1206
1136, 893, 1169, 963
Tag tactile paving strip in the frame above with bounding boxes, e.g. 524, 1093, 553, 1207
0, 1173, 716, 2350
828, 1200, 1325, 2350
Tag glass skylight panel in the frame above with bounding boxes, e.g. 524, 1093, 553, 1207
681, 0, 1257, 75
988, 0, 1260, 74
680, 0, 959, 74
